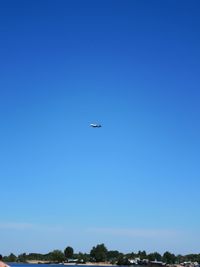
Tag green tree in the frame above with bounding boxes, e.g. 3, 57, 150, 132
7, 253, 17, 262
163, 251, 176, 264
117, 256, 131, 265
176, 254, 184, 264
76, 252, 89, 263
127, 252, 136, 259
90, 244, 108, 262
138, 250, 147, 260
26, 253, 44, 261
49, 250, 65, 262
148, 252, 162, 261
107, 250, 121, 260
18, 253, 27, 262
64, 247, 74, 259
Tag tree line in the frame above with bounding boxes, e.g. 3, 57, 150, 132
3, 244, 200, 265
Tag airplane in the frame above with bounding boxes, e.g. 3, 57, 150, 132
90, 123, 102, 128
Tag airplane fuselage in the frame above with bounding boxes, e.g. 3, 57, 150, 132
90, 124, 102, 128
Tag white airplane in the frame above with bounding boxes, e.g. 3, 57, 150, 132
90, 123, 102, 128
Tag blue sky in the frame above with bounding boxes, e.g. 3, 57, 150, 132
0, 0, 200, 255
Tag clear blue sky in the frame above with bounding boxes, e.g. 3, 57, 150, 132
1, 0, 200, 256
